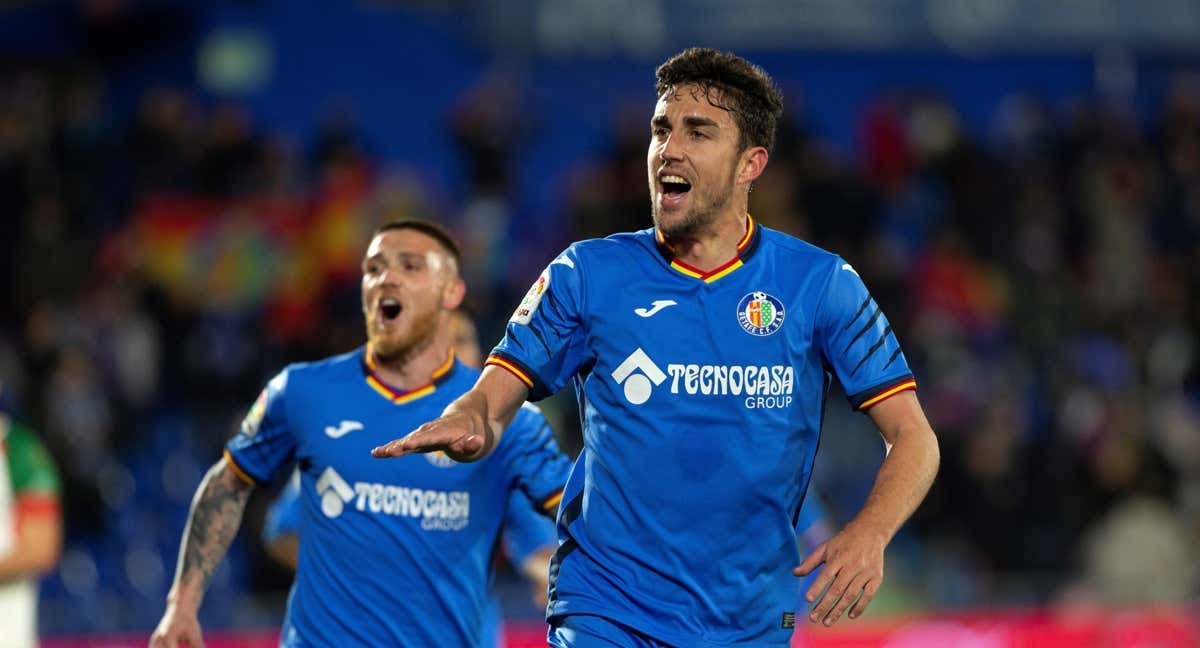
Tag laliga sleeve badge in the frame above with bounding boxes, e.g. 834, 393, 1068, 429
241, 388, 268, 437
511, 267, 551, 325
737, 291, 785, 336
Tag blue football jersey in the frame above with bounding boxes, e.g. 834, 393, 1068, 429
261, 464, 557, 648
487, 216, 915, 646
225, 348, 569, 648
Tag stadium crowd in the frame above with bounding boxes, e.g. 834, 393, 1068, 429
0, 58, 1196, 633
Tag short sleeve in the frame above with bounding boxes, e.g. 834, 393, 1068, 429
497, 403, 569, 516
225, 370, 296, 485
488, 247, 590, 401
815, 259, 916, 411
263, 469, 302, 544
501, 487, 558, 566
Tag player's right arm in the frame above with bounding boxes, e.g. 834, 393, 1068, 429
152, 371, 296, 648
374, 247, 590, 463
151, 458, 253, 648
372, 365, 529, 461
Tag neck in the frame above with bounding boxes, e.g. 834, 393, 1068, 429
368, 334, 452, 391
661, 208, 749, 272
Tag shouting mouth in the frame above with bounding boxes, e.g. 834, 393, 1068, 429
658, 172, 692, 209
378, 297, 402, 322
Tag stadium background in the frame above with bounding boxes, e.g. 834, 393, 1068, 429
0, 1, 1198, 646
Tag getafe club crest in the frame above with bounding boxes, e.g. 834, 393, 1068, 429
736, 291, 785, 336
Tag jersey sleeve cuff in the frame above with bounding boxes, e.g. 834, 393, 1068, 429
223, 448, 262, 486
540, 488, 564, 513
15, 493, 60, 518
849, 375, 917, 411
485, 352, 552, 401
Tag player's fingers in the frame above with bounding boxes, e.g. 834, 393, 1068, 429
372, 424, 437, 457
370, 437, 409, 457
149, 629, 177, 648
793, 544, 827, 577
824, 572, 868, 626
810, 568, 853, 623
804, 560, 837, 606
848, 578, 881, 619
183, 626, 206, 648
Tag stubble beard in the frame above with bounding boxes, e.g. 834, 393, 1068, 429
651, 170, 736, 240
366, 307, 440, 365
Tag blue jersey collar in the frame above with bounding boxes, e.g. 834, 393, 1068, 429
654, 213, 761, 283
360, 346, 457, 405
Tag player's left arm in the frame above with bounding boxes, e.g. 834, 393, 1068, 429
797, 258, 939, 627
795, 391, 938, 626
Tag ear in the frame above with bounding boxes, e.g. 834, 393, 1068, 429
736, 146, 769, 187
442, 277, 466, 311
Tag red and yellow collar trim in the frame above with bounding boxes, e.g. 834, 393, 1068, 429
655, 214, 759, 283
362, 346, 456, 405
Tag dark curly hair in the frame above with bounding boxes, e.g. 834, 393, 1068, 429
655, 47, 784, 154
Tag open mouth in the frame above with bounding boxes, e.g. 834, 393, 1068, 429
379, 297, 402, 320
660, 173, 692, 198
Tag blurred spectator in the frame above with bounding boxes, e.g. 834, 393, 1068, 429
0, 405, 63, 648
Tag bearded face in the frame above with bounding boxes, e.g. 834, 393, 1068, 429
361, 229, 460, 362
647, 84, 743, 238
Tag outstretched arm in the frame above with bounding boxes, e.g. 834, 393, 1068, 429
150, 458, 254, 648
372, 365, 530, 462
794, 391, 938, 626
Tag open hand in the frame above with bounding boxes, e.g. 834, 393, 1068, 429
371, 412, 484, 462
792, 522, 887, 627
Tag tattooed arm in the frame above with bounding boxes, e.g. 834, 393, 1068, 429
150, 458, 254, 648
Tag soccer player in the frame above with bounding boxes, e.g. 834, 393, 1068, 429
260, 312, 559, 648
374, 48, 940, 647
150, 220, 571, 648
0, 406, 62, 648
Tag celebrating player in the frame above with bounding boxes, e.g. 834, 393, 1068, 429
150, 220, 570, 648
260, 311, 558, 648
373, 47, 939, 647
